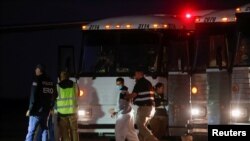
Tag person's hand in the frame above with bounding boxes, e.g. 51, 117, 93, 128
111, 112, 117, 118
54, 109, 58, 114
125, 92, 137, 100
26, 110, 30, 117
108, 108, 117, 118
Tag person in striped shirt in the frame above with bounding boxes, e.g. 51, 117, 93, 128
126, 68, 159, 141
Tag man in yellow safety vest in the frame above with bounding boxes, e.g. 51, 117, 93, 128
56, 71, 79, 141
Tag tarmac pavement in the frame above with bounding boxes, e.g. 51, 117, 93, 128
0, 99, 207, 141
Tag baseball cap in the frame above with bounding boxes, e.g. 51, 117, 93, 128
36, 64, 46, 73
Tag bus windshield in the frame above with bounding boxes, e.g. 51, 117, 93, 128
195, 24, 237, 70
80, 30, 192, 76
235, 32, 250, 66
234, 11, 250, 66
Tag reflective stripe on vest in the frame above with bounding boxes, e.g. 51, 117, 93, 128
56, 84, 77, 114
134, 91, 154, 102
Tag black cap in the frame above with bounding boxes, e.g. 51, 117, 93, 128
36, 64, 46, 73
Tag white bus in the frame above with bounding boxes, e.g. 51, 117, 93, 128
75, 13, 213, 136
194, 4, 250, 128
61, 5, 250, 140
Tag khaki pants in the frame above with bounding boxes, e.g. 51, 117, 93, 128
136, 106, 159, 141
150, 115, 168, 139
58, 114, 79, 141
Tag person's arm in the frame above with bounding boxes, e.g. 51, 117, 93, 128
51, 84, 58, 109
110, 87, 127, 118
110, 102, 124, 118
26, 81, 38, 116
125, 92, 137, 99
53, 84, 60, 113
125, 82, 139, 99
74, 82, 79, 108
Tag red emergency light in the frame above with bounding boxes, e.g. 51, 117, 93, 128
178, 8, 195, 22
185, 13, 192, 19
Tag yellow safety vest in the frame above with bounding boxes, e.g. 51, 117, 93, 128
56, 83, 77, 114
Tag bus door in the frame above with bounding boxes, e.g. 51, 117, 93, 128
163, 30, 194, 136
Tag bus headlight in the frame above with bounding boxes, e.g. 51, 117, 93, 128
191, 108, 200, 116
78, 108, 92, 121
230, 107, 248, 119
191, 107, 206, 118
78, 110, 86, 116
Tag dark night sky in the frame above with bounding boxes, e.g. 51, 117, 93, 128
1, 0, 249, 26
0, 0, 249, 99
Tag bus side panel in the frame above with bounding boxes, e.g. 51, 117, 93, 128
190, 74, 208, 134
207, 70, 231, 125
77, 76, 167, 133
168, 74, 190, 136
231, 67, 250, 124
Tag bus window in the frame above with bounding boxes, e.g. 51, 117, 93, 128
208, 35, 228, 68
82, 31, 116, 73
81, 30, 160, 75
193, 39, 209, 72
235, 33, 250, 66
163, 33, 191, 72
117, 31, 160, 73
166, 41, 189, 71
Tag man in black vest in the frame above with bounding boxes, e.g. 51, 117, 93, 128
126, 68, 159, 141
25, 64, 57, 141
